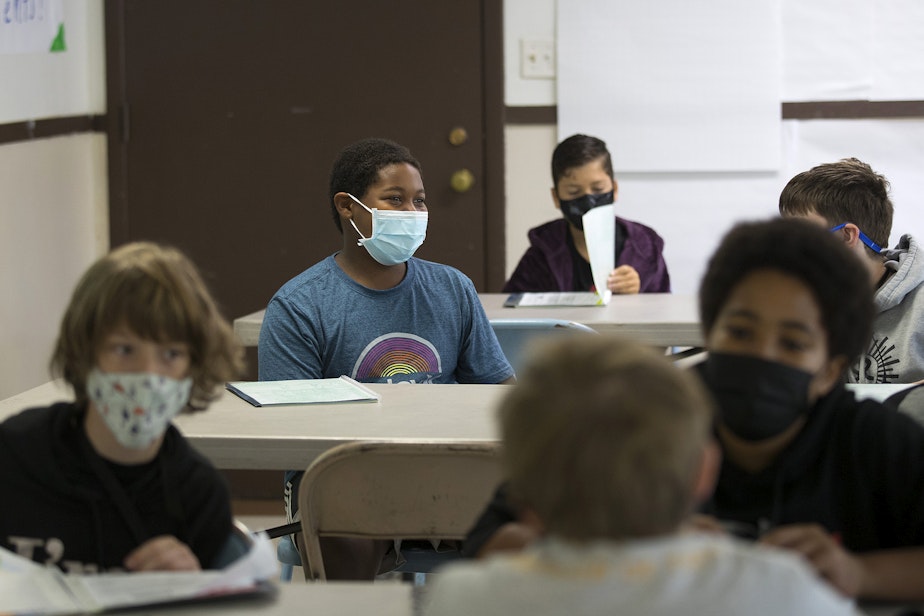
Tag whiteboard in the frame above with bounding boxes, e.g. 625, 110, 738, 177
557, 0, 781, 172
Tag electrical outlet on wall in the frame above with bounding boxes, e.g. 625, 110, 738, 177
520, 38, 556, 79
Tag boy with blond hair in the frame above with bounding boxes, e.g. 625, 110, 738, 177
425, 336, 853, 616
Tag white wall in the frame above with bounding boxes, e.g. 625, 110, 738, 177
503, 0, 558, 278
0, 0, 107, 399
502, 0, 924, 295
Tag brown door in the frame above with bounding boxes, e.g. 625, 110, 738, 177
104, 1, 505, 323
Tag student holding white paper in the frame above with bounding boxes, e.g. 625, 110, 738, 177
503, 134, 671, 295
0, 243, 244, 573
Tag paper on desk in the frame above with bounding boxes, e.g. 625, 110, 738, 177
583, 204, 615, 306
227, 375, 380, 406
0, 532, 277, 614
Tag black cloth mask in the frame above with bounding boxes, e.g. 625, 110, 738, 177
702, 352, 813, 442
559, 190, 614, 230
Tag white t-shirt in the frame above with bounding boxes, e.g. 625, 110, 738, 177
423, 533, 856, 616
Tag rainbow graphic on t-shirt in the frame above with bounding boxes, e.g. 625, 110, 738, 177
351, 333, 443, 383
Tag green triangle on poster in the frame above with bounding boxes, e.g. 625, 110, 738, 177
50, 24, 66, 52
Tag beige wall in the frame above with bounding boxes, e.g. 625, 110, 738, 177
0, 135, 108, 399
0, 0, 107, 399
503, 125, 558, 278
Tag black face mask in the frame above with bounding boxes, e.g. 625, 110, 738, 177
559, 190, 614, 230
702, 352, 813, 442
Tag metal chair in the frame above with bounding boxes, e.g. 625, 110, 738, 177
489, 318, 597, 374
296, 440, 503, 581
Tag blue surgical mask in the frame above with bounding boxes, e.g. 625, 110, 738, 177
559, 190, 614, 230
830, 223, 883, 254
347, 193, 428, 266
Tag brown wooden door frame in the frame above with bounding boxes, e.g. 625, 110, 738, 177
102, 0, 507, 292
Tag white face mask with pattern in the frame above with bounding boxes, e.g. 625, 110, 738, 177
87, 368, 192, 449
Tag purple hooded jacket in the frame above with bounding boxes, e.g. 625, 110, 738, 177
503, 217, 671, 293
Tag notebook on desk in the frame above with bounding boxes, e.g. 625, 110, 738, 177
504, 292, 608, 307
0, 533, 277, 614
226, 376, 380, 407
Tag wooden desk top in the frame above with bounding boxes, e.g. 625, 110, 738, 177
0, 381, 504, 471
134, 581, 411, 615
233, 292, 702, 348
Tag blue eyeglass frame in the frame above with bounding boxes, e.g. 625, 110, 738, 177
830, 223, 883, 254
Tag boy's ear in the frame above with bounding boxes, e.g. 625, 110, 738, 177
836, 223, 863, 249
333, 192, 356, 221
692, 440, 721, 505
550, 186, 561, 211
612, 178, 619, 200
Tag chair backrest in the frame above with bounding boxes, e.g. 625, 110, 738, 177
297, 440, 502, 580
490, 318, 597, 374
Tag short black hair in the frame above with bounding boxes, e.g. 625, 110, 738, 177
779, 158, 893, 249
699, 218, 873, 363
551, 134, 614, 187
328, 138, 422, 232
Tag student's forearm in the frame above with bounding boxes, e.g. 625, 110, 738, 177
858, 548, 924, 600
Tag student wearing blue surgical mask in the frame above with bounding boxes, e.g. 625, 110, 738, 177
503, 134, 670, 294
0, 243, 244, 573
259, 137, 514, 579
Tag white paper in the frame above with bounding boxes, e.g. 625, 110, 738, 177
0, 0, 65, 54
0, 532, 278, 614
781, 0, 873, 101
513, 292, 606, 307
582, 204, 615, 305
872, 0, 924, 100
782, 0, 924, 101
227, 376, 380, 406
557, 0, 781, 172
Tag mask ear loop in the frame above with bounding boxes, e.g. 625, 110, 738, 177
346, 193, 374, 246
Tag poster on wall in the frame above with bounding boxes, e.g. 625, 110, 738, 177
557, 0, 780, 173
0, 0, 65, 54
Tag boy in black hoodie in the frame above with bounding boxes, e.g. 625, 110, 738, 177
0, 242, 244, 573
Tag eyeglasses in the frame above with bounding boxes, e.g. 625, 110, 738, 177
830, 223, 883, 254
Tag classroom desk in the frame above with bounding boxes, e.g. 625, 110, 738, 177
233, 292, 702, 348
131, 581, 411, 615
0, 381, 503, 471
2, 380, 912, 474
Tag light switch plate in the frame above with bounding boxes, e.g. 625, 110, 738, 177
520, 38, 556, 79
